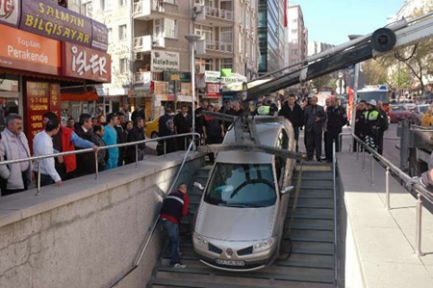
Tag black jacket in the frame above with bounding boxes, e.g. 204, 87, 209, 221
278, 102, 304, 128
126, 126, 145, 163
326, 106, 347, 135
158, 114, 174, 137
174, 113, 192, 134
74, 124, 96, 176
304, 105, 326, 134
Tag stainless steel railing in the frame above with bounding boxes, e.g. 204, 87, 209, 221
332, 141, 339, 287
0, 132, 200, 195
340, 132, 433, 257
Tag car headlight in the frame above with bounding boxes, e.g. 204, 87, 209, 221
254, 238, 275, 252
193, 233, 208, 246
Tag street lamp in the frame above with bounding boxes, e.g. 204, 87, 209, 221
185, 34, 202, 148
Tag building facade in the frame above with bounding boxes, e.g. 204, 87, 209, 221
258, 0, 286, 74
76, 0, 259, 118
307, 41, 334, 56
287, 5, 307, 67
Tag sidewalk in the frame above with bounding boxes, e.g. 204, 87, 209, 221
338, 152, 433, 288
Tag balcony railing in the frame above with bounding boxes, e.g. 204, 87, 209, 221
205, 6, 233, 21
134, 35, 165, 52
133, 0, 164, 17
205, 40, 233, 53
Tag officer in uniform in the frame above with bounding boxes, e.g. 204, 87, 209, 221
362, 99, 387, 151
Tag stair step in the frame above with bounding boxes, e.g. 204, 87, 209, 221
293, 208, 334, 219
291, 198, 334, 209
294, 172, 333, 180
301, 182, 333, 189
277, 253, 334, 269
291, 219, 334, 231
287, 229, 334, 243
290, 240, 334, 255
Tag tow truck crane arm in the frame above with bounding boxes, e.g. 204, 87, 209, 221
223, 12, 433, 102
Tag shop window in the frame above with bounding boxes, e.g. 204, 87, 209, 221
119, 25, 127, 41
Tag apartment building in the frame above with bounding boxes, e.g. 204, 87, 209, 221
287, 5, 307, 67
258, 0, 287, 74
308, 41, 334, 56
75, 0, 259, 117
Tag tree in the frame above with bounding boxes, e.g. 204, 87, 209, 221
389, 68, 412, 90
362, 59, 388, 85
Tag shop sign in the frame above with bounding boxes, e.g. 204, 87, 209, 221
0, 24, 61, 75
91, 20, 108, 51
20, 0, 107, 50
26, 81, 49, 141
204, 70, 247, 84
0, 0, 20, 27
180, 82, 191, 96
151, 51, 179, 72
63, 42, 111, 82
206, 83, 221, 98
153, 80, 168, 100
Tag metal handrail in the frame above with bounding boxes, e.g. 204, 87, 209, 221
332, 141, 339, 287
106, 139, 196, 288
344, 133, 433, 257
0, 132, 200, 195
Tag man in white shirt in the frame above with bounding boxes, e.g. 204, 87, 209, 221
33, 116, 62, 187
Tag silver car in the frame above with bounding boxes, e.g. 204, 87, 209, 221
193, 119, 296, 271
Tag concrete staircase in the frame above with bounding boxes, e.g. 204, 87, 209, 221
147, 163, 337, 288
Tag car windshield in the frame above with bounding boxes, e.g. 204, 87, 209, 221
204, 163, 276, 208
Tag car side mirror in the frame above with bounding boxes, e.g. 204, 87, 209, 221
281, 186, 294, 195
194, 182, 204, 191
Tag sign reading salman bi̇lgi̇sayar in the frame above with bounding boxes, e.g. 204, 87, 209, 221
19, 0, 107, 51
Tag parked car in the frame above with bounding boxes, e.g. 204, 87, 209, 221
193, 119, 296, 271
389, 104, 411, 123
145, 117, 159, 138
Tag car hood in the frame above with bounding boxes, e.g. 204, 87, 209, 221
194, 202, 277, 241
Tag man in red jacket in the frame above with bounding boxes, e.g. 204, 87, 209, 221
160, 183, 190, 268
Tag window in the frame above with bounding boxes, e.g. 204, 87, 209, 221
119, 0, 127, 6
205, 59, 213, 71
119, 25, 127, 41
119, 58, 128, 74
100, 0, 105, 10
164, 18, 178, 39
163, 0, 177, 4
221, 58, 233, 69
204, 164, 276, 208
108, 28, 112, 43
82, 2, 93, 17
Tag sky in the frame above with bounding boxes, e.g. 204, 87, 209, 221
291, 0, 405, 45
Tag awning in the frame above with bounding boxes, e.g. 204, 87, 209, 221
61, 91, 99, 102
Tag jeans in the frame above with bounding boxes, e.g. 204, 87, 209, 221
162, 219, 181, 265
306, 130, 322, 160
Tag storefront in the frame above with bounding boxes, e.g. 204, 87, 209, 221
200, 71, 248, 106
0, 0, 110, 144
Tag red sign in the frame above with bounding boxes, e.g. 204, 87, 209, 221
26, 82, 50, 144
63, 42, 111, 82
0, 24, 61, 75
206, 83, 221, 99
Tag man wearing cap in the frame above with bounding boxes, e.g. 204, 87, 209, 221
362, 99, 387, 151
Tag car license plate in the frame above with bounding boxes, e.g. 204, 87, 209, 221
215, 259, 245, 266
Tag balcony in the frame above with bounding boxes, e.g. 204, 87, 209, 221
133, 0, 164, 20
205, 40, 233, 53
134, 35, 165, 53
194, 4, 233, 26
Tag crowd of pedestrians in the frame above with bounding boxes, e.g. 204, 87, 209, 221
0, 108, 147, 197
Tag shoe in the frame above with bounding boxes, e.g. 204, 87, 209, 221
173, 263, 187, 269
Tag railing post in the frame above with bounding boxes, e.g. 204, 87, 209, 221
362, 147, 366, 170
36, 160, 41, 195
184, 137, 187, 150
370, 154, 374, 185
94, 150, 99, 180
385, 167, 390, 210
164, 140, 167, 156
356, 141, 359, 160
135, 144, 139, 167
415, 192, 424, 257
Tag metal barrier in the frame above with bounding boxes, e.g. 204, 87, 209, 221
332, 141, 339, 287
0, 132, 200, 195
342, 133, 433, 257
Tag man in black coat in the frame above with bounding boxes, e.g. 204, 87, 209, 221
279, 94, 304, 151
325, 97, 347, 162
304, 96, 326, 161
174, 105, 192, 150
126, 117, 146, 164
74, 113, 97, 176
116, 112, 128, 166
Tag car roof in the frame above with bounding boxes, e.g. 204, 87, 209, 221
216, 119, 285, 164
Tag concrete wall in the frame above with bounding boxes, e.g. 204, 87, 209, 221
0, 152, 205, 288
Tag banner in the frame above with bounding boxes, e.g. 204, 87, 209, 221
91, 20, 108, 51
26, 81, 50, 141
205, 70, 247, 84
206, 83, 221, 98
0, 24, 61, 75
20, 0, 107, 50
62, 42, 111, 82
151, 50, 179, 72
0, 0, 20, 27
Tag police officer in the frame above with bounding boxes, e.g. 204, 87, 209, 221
376, 101, 389, 155
325, 96, 347, 162
363, 100, 387, 151
160, 183, 190, 268
353, 100, 367, 152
